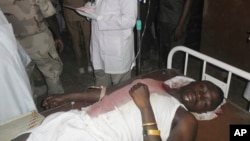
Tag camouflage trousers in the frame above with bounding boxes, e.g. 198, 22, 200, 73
18, 27, 64, 94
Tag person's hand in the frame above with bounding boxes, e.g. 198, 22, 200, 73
76, 6, 97, 20
77, 1, 97, 20
54, 38, 64, 53
129, 83, 151, 110
42, 95, 67, 109
173, 25, 184, 41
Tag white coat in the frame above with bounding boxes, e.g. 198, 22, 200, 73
0, 10, 37, 123
90, 0, 137, 74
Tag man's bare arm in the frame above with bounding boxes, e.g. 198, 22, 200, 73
43, 90, 101, 109
168, 107, 198, 141
129, 83, 162, 141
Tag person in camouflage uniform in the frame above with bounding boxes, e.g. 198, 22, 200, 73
0, 0, 64, 94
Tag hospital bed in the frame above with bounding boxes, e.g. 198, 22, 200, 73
11, 46, 250, 141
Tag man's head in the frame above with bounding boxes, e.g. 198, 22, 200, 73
178, 80, 224, 113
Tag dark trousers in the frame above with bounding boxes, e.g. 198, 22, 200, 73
158, 22, 186, 69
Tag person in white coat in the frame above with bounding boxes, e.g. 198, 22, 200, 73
83, 0, 138, 87
0, 10, 37, 123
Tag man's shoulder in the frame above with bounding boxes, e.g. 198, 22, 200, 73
169, 105, 198, 141
174, 106, 197, 125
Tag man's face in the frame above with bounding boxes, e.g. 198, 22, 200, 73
179, 81, 220, 113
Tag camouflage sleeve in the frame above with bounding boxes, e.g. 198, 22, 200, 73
36, 0, 56, 18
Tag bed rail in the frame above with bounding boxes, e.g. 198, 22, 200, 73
167, 46, 250, 105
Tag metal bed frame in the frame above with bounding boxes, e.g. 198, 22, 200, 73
8, 46, 250, 141
167, 46, 250, 111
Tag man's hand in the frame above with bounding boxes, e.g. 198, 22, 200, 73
129, 83, 151, 110
42, 95, 67, 109
54, 39, 64, 53
173, 25, 184, 41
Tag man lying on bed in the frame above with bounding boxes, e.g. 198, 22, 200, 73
25, 78, 224, 141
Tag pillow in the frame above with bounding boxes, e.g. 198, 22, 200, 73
164, 76, 226, 120
164, 76, 195, 88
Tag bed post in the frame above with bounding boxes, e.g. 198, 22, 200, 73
243, 82, 250, 112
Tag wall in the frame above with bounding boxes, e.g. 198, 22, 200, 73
201, 0, 250, 72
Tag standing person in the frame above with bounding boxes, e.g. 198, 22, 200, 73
63, 0, 92, 74
51, 0, 66, 33
0, 9, 37, 123
79, 0, 137, 87
158, 0, 193, 68
0, 0, 65, 94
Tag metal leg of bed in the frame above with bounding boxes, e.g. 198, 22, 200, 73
243, 82, 250, 112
